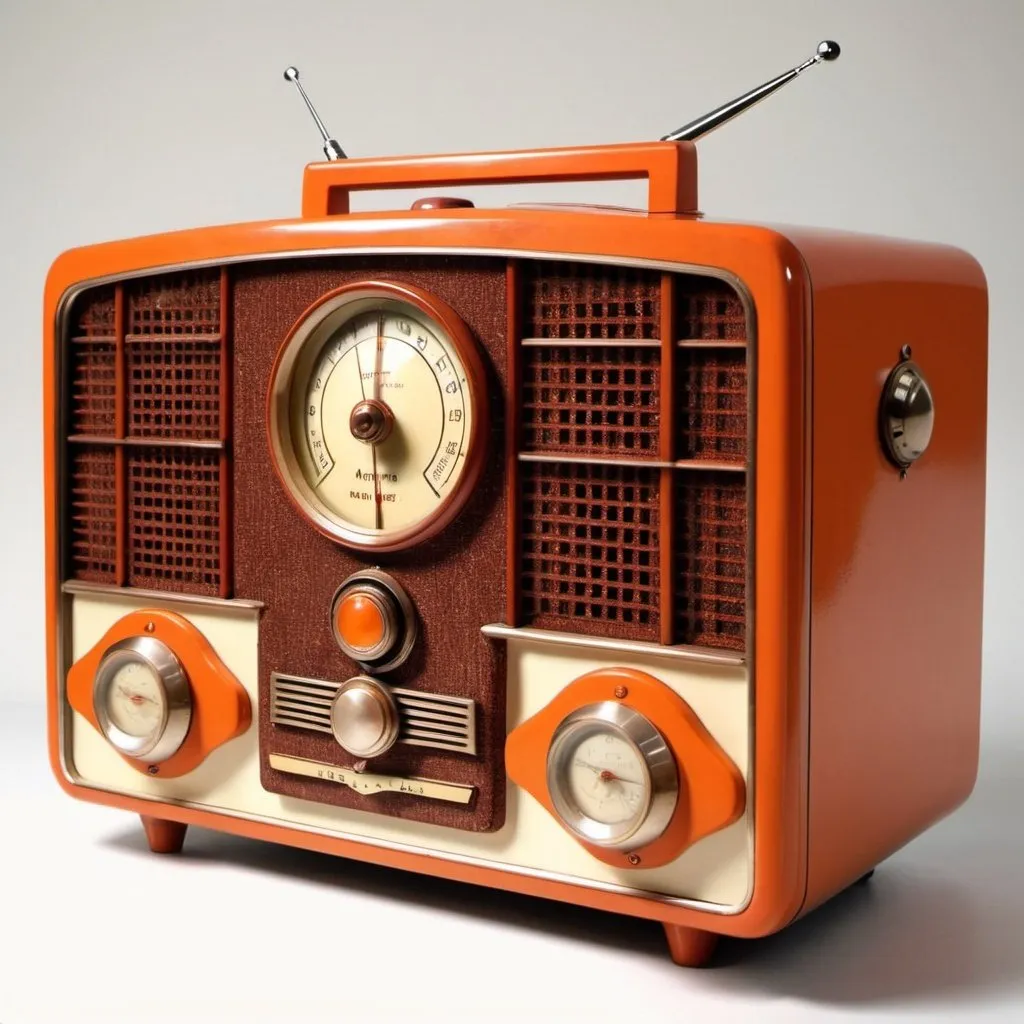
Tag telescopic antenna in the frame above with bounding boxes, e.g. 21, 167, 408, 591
283, 66, 347, 160
661, 40, 840, 143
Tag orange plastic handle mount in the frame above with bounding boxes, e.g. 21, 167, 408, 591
300, 141, 698, 218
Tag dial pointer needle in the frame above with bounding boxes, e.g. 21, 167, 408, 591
372, 315, 384, 530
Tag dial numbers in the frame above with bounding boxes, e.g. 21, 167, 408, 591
270, 283, 487, 551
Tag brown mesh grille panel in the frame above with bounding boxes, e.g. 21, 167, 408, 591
677, 349, 748, 462
127, 272, 222, 439
69, 289, 117, 436
127, 447, 223, 595
128, 271, 221, 337
69, 446, 117, 582
522, 344, 660, 457
520, 462, 660, 641
127, 337, 222, 439
674, 473, 746, 649
523, 261, 660, 339
677, 279, 747, 341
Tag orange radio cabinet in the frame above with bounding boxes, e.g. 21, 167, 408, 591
44, 50, 986, 966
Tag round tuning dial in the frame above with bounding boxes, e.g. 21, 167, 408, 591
330, 676, 400, 759
546, 702, 678, 851
92, 636, 192, 763
331, 570, 417, 671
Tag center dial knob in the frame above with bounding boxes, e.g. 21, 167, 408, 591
330, 676, 400, 759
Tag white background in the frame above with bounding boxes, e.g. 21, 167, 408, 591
1, 1, 1022, 1021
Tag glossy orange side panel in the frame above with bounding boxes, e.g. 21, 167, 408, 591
787, 228, 987, 913
66, 608, 251, 779
505, 667, 746, 870
44, 209, 808, 937
299, 141, 698, 217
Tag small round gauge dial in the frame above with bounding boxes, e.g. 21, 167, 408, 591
268, 281, 488, 551
104, 660, 166, 737
546, 702, 678, 851
92, 636, 192, 762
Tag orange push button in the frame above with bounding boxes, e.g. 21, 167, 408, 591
330, 571, 417, 671
335, 591, 389, 655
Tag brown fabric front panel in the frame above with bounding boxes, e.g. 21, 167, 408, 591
231, 256, 507, 832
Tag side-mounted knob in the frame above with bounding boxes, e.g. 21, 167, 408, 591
879, 353, 934, 472
331, 675, 400, 758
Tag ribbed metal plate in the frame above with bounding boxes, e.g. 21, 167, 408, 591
270, 673, 477, 756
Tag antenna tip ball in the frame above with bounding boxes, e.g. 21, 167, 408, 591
283, 66, 299, 81
817, 40, 840, 61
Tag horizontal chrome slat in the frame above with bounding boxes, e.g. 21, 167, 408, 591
271, 705, 333, 724
271, 717, 334, 735
273, 683, 337, 701
272, 698, 332, 718
403, 737, 470, 751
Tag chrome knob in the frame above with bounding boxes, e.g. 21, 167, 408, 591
880, 358, 935, 470
330, 676, 400, 759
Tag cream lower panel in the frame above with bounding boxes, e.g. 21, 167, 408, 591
68, 593, 751, 908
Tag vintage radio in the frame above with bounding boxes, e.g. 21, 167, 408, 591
43, 42, 987, 967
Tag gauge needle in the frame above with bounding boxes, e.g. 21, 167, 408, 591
372, 315, 385, 530
573, 759, 642, 786
117, 685, 154, 706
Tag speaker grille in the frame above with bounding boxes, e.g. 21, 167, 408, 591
69, 288, 117, 436
128, 272, 221, 338
674, 473, 747, 649
523, 260, 660, 339
69, 446, 117, 583
677, 348, 748, 462
127, 447, 224, 594
515, 263, 750, 652
521, 343, 661, 458
64, 271, 231, 597
678, 282, 747, 341
519, 460, 660, 641
127, 337, 222, 440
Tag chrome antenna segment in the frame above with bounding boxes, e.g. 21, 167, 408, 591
283, 66, 347, 160
661, 40, 840, 143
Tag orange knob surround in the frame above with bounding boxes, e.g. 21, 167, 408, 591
66, 608, 251, 779
506, 667, 745, 870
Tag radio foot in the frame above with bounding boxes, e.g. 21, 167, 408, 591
663, 924, 718, 967
141, 816, 188, 854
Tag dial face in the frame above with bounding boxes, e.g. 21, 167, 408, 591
269, 284, 487, 551
564, 730, 649, 827
546, 702, 678, 851
104, 660, 166, 738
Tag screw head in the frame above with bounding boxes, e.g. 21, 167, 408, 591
627, 854, 641, 866
144, 621, 155, 633
147, 765, 158, 775
614, 685, 628, 699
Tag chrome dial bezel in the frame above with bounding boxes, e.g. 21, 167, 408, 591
92, 636, 192, 763
546, 701, 678, 851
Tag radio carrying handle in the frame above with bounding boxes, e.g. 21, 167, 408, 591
300, 141, 698, 218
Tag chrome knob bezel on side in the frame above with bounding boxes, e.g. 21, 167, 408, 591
92, 636, 192, 763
